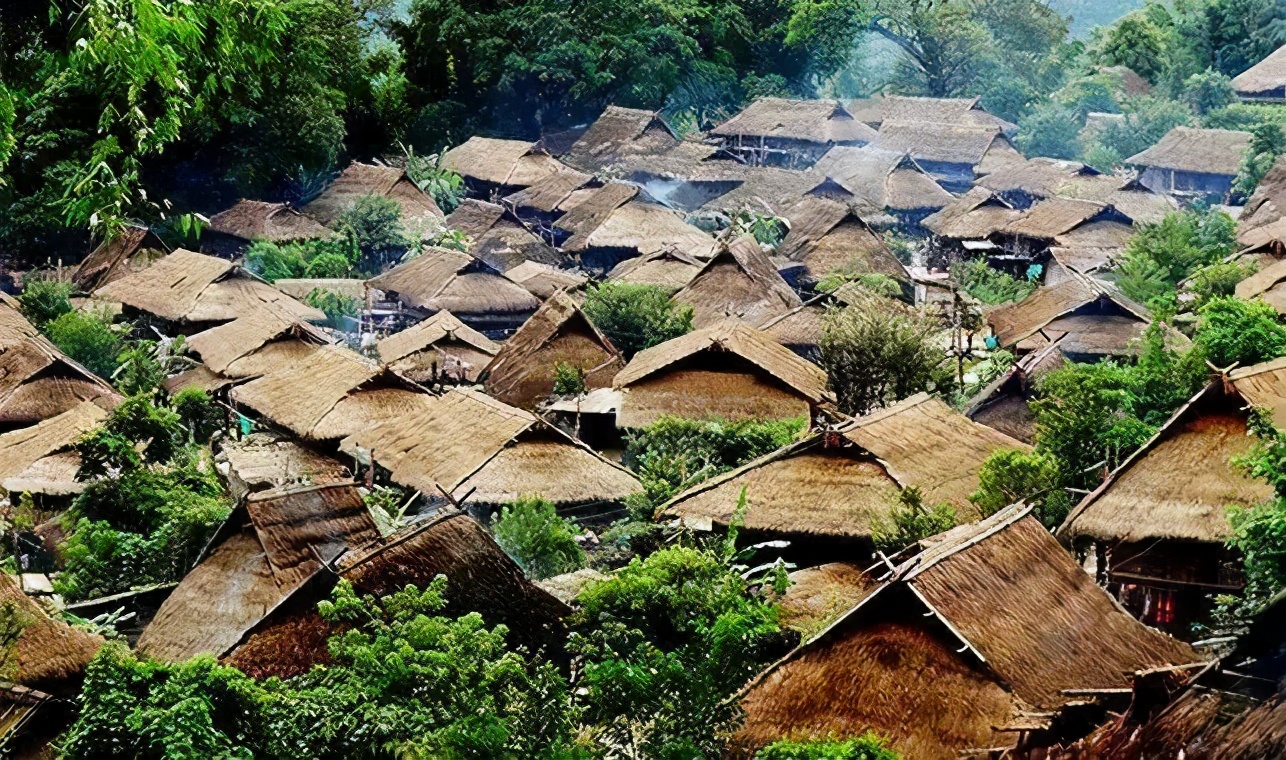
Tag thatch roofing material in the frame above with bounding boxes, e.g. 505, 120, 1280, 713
673, 237, 802, 328
454, 434, 641, 506
246, 484, 379, 585
445, 199, 562, 271
813, 146, 953, 213
1230, 356, 1286, 427
615, 368, 816, 429
921, 188, 1020, 239
845, 95, 1016, 131
1235, 258, 1286, 309
778, 198, 908, 283
760, 300, 824, 357
229, 345, 381, 438
366, 248, 539, 317
207, 200, 334, 242
378, 310, 501, 364
1240, 155, 1286, 233
94, 249, 325, 324
505, 261, 587, 299
503, 170, 594, 214
0, 573, 102, 693
1059, 384, 1273, 543
1233, 46, 1286, 96
301, 162, 443, 229
777, 562, 877, 635
873, 122, 1015, 166
986, 276, 1097, 348
442, 137, 566, 188
73, 225, 169, 291
839, 393, 1027, 510
379, 311, 500, 384
1126, 126, 1252, 176
696, 164, 830, 217
482, 292, 624, 410
606, 249, 703, 291
570, 201, 717, 259
563, 106, 680, 170
308, 387, 428, 442
186, 311, 330, 375
217, 434, 350, 501
710, 98, 878, 144
1002, 198, 1119, 239
0, 402, 106, 494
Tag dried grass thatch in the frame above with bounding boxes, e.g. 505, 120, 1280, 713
846, 95, 1016, 131
1234, 46, 1286, 97
217, 434, 350, 502
378, 309, 501, 383
0, 402, 105, 495
986, 275, 1147, 351
0, 303, 120, 427
1003, 198, 1123, 240
442, 137, 567, 189
366, 247, 539, 319
1126, 127, 1252, 176
711, 99, 878, 145
73, 225, 169, 291
454, 431, 641, 506
301, 162, 443, 230
839, 393, 1027, 510
273, 278, 367, 301
186, 311, 331, 375
505, 261, 587, 299
207, 200, 334, 242
0, 573, 102, 693
1059, 383, 1272, 544
1240, 155, 1286, 234
445, 199, 562, 271
563, 106, 680, 171
778, 197, 908, 284
813, 146, 953, 215
777, 562, 877, 637
228, 345, 382, 438
672, 236, 802, 328
483, 292, 624, 410
606, 249, 703, 292
694, 163, 829, 217
503, 170, 594, 215
874, 122, 1017, 167
760, 299, 825, 360
1230, 355, 1286, 427
921, 188, 1021, 239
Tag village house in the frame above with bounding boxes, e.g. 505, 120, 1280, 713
871, 121, 1023, 192
442, 136, 569, 197
920, 187, 1022, 265
985, 274, 1158, 360
202, 199, 334, 257
964, 339, 1066, 444
1126, 126, 1253, 203
1058, 381, 1273, 635
709, 98, 878, 168
845, 94, 1017, 132
444, 198, 563, 272
300, 161, 444, 238
759, 298, 826, 362
694, 163, 831, 218
992, 197, 1134, 270
94, 248, 325, 331
733, 504, 1197, 759
72, 224, 169, 292
775, 197, 910, 292
377, 309, 502, 384
0, 401, 108, 507
809, 146, 954, 231
673, 236, 802, 328
1229, 355, 1286, 427
502, 168, 596, 225
215, 433, 351, 503
560, 106, 681, 172
605, 249, 704, 292
503, 260, 587, 299
1237, 156, 1286, 261
1234, 258, 1286, 315
550, 183, 716, 272
366, 246, 540, 334
977, 157, 1176, 224
1233, 45, 1286, 102
612, 318, 829, 429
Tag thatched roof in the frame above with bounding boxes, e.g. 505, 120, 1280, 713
1060, 383, 1273, 544
1126, 127, 1252, 176
445, 199, 561, 271
207, 200, 334, 243
838, 393, 1028, 510
734, 506, 1196, 758
563, 198, 717, 260
660, 435, 904, 542
1001, 198, 1126, 240
483, 292, 623, 409
921, 188, 1020, 239
0, 402, 106, 496
1240, 155, 1286, 233
1234, 46, 1286, 97
1230, 356, 1286, 426
845, 95, 1016, 131
505, 261, 587, 299
73, 225, 169, 291
137, 482, 378, 663
985, 275, 1155, 357
186, 310, 331, 375
873, 122, 1017, 167
503, 170, 594, 215
777, 197, 908, 284
563, 106, 680, 171
695, 164, 829, 217
777, 562, 877, 636
975, 157, 1101, 197
442, 137, 567, 189
606, 249, 703, 291
226, 513, 571, 678
94, 249, 325, 325
453, 429, 642, 506
614, 318, 828, 428
301, 162, 443, 232
760, 299, 825, 359
672, 236, 802, 328
379, 309, 500, 364
710, 98, 878, 144
216, 434, 350, 502
366, 247, 540, 317
963, 340, 1065, 444
812, 146, 953, 214
0, 573, 103, 693
0, 302, 120, 427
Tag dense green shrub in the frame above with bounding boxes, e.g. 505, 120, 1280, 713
871, 488, 957, 553
759, 734, 900, 760
582, 282, 694, 359
820, 299, 945, 417
971, 448, 1071, 528
1194, 296, 1286, 369
492, 496, 586, 580
44, 310, 121, 378
18, 278, 73, 327
950, 258, 1036, 305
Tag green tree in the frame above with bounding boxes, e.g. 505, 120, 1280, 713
1015, 103, 1084, 160
1094, 96, 1193, 162
303, 289, 361, 326
820, 298, 945, 417
1098, 14, 1166, 82
950, 258, 1036, 304
871, 487, 957, 553
971, 448, 1070, 528
759, 734, 900, 760
551, 362, 587, 396
18, 278, 73, 327
582, 282, 694, 359
338, 194, 412, 255
45, 310, 122, 378
171, 387, 223, 443
1114, 208, 1237, 304
244, 241, 308, 283
303, 252, 352, 279
1235, 122, 1286, 196
491, 496, 586, 579
1182, 70, 1237, 115
1194, 296, 1286, 369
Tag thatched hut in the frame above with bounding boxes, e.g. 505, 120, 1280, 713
1058, 382, 1272, 635
810, 146, 954, 229
72, 224, 169, 292
605, 249, 703, 292
203, 200, 334, 256
985, 275, 1157, 360
1234, 45, 1286, 102
501, 169, 595, 223
1234, 257, 1286, 314
613, 318, 828, 428
845, 95, 1016, 132
976, 158, 1176, 224
871, 122, 1023, 192
1229, 356, 1286, 426
300, 162, 443, 237
377, 309, 501, 384
442, 137, 568, 196
759, 298, 825, 362
694, 163, 829, 218
94, 248, 324, 330
215, 433, 350, 503
963, 340, 1066, 443
505, 261, 587, 300
776, 197, 909, 291
444, 199, 562, 272
993, 198, 1134, 265
0, 572, 103, 694
709, 98, 878, 167
366, 247, 539, 334
1238, 154, 1286, 237
482, 291, 624, 410
225, 513, 572, 678
136, 482, 380, 663
0, 401, 107, 500
733, 505, 1197, 759
562, 106, 680, 172
672, 236, 802, 328
921, 188, 1022, 256
776, 562, 877, 638
1126, 127, 1252, 203
555, 185, 716, 272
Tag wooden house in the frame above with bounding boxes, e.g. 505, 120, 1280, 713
992, 197, 1134, 268
976, 157, 1175, 224
72, 224, 169, 292
442, 137, 568, 197
776, 197, 909, 292
964, 340, 1066, 444
444, 198, 562, 272
300, 161, 443, 238
215, 433, 350, 503
482, 291, 623, 410
1058, 382, 1273, 636
871, 121, 1023, 192
985, 275, 1158, 360
760, 298, 826, 362
366, 247, 540, 334
94, 249, 325, 331
561, 106, 680, 172
1234, 45, 1286, 102
377, 309, 502, 384
551, 183, 716, 272
709, 98, 878, 168
203, 200, 334, 257
612, 318, 829, 429
1126, 127, 1253, 203
672, 236, 802, 329
810, 146, 954, 230
733, 505, 1196, 759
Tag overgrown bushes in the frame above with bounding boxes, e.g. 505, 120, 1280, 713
492, 496, 585, 579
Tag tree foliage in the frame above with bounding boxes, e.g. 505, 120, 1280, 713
44, 310, 123, 378
1114, 207, 1237, 306
17, 278, 73, 327
871, 487, 957, 553
971, 448, 1071, 528
582, 282, 694, 359
759, 734, 900, 760
820, 299, 946, 417
492, 496, 586, 580
1194, 296, 1286, 369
